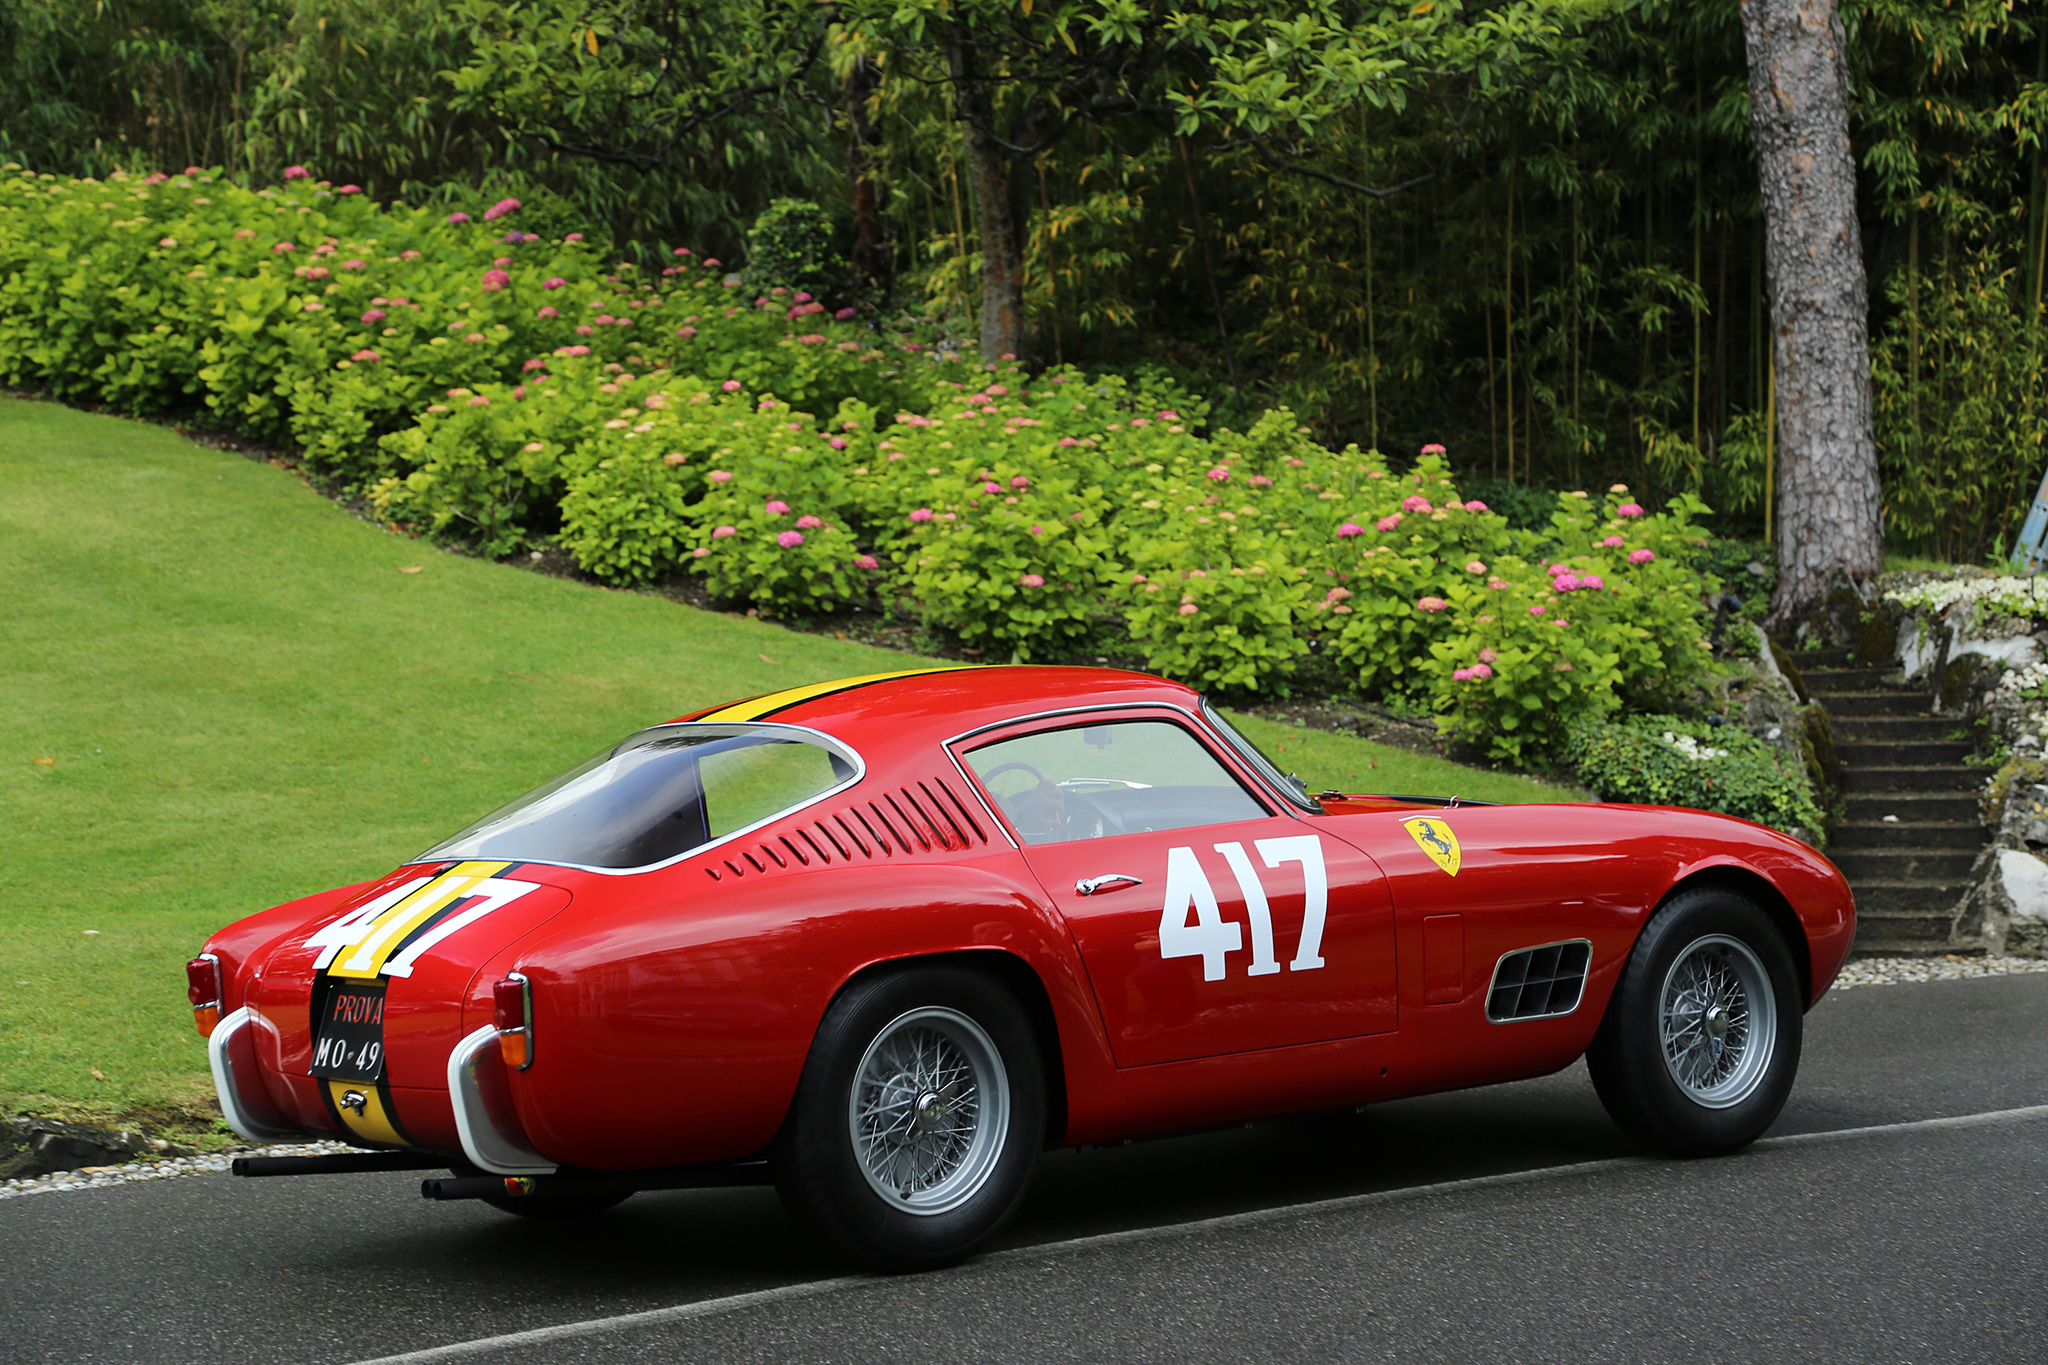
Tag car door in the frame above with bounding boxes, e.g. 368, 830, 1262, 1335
955, 710, 1396, 1067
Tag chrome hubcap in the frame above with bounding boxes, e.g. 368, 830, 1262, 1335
849, 1006, 1009, 1215
1659, 934, 1777, 1109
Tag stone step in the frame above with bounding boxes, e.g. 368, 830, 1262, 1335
1843, 791, 1980, 823
1822, 691, 1938, 716
1828, 820, 1987, 849
1852, 906, 1958, 949
1792, 647, 1853, 668
1831, 715, 1966, 743
1801, 666, 1897, 692
1834, 740, 1974, 767
1838, 764, 1984, 793
1846, 878, 1971, 913
1830, 847, 1982, 881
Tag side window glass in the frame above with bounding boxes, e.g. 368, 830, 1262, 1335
965, 720, 1267, 845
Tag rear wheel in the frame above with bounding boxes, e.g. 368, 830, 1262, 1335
1586, 887, 1803, 1156
774, 964, 1045, 1271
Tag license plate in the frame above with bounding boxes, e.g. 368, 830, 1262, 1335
311, 982, 387, 1083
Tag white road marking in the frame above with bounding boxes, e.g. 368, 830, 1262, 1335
345, 1101, 2048, 1365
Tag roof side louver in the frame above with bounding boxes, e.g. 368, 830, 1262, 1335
704, 779, 988, 881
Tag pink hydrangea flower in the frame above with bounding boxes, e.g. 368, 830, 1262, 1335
1465, 560, 1487, 574
447, 212, 470, 224
360, 309, 386, 324
1421, 442, 1446, 455
1375, 515, 1401, 533
538, 306, 559, 319
676, 326, 698, 339
1617, 503, 1645, 517
855, 555, 879, 570
712, 525, 737, 538
158, 236, 178, 248
341, 260, 366, 270
1058, 437, 1081, 448
909, 508, 934, 523
1418, 597, 1449, 612
1453, 667, 1474, 682
480, 269, 510, 291
350, 349, 381, 362
272, 241, 295, 254
1402, 495, 1432, 513
983, 481, 1002, 494
542, 277, 567, 290
1478, 648, 1498, 663
574, 325, 594, 335
1470, 662, 1494, 679
566, 233, 585, 243
1581, 574, 1606, 590
1555, 574, 1583, 592
722, 380, 742, 392
483, 198, 521, 221
1465, 500, 1490, 513
1529, 604, 1547, 616
1130, 417, 1151, 427
828, 435, 847, 450
795, 515, 823, 530
1249, 475, 1274, 487
691, 546, 712, 559
1178, 603, 1200, 616
337, 184, 361, 195
777, 530, 805, 548
400, 249, 421, 260
1600, 534, 1626, 548
1020, 573, 1045, 588
1207, 467, 1231, 482
1629, 548, 1657, 564
1158, 410, 1181, 421
662, 452, 686, 466
283, 165, 309, 180
1555, 660, 1575, 672
708, 470, 734, 484
1548, 562, 1570, 576
764, 500, 791, 515
467, 395, 490, 407
1334, 522, 1366, 538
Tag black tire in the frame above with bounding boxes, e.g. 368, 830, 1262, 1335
479, 1189, 632, 1220
1586, 886, 1804, 1157
774, 964, 1046, 1271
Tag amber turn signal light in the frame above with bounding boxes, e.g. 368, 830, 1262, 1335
492, 973, 533, 1070
186, 955, 223, 1039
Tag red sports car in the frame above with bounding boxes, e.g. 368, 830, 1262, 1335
189, 666, 1855, 1267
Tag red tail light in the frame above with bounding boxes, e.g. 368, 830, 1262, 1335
186, 955, 223, 1038
493, 974, 532, 1070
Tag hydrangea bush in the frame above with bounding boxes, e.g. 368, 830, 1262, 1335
0, 163, 1724, 759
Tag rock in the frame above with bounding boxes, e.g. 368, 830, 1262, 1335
0, 1116, 150, 1180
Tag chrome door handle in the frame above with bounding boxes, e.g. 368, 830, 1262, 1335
1076, 873, 1144, 896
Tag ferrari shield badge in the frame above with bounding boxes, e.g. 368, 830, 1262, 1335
1404, 817, 1461, 876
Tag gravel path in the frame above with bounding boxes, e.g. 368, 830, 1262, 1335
6, 955, 2043, 1203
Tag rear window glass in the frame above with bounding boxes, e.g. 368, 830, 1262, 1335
420, 724, 858, 871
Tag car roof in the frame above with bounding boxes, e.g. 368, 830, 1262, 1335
671, 665, 1206, 753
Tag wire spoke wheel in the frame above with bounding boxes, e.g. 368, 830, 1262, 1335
1658, 933, 1778, 1109
848, 1006, 1010, 1216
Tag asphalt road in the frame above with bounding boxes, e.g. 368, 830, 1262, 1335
5, 974, 2045, 1365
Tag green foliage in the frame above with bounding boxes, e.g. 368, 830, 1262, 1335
1566, 712, 1826, 845
743, 199, 847, 302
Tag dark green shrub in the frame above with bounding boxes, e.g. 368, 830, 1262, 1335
1566, 713, 1825, 845
742, 198, 846, 301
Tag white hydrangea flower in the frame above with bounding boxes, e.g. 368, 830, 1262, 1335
1662, 731, 1728, 762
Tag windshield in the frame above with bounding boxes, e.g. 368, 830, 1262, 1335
1200, 701, 1322, 813
419, 723, 860, 871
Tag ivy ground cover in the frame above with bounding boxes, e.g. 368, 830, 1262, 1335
0, 164, 1721, 761
0, 398, 1582, 1127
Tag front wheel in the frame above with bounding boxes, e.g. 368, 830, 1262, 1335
1586, 887, 1803, 1156
774, 964, 1045, 1271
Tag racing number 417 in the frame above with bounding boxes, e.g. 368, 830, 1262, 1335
1159, 836, 1328, 981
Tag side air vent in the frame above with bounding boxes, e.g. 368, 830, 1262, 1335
1486, 940, 1592, 1023
703, 779, 989, 881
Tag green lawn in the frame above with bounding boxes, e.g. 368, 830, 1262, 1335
0, 398, 1578, 1130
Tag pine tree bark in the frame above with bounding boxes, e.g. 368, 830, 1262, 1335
1741, 0, 1882, 627
944, 20, 1028, 362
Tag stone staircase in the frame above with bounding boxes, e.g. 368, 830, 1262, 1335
1795, 647, 1986, 956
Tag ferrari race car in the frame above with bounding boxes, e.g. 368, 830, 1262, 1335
190, 666, 1856, 1268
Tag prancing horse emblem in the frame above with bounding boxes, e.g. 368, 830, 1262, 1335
340, 1089, 370, 1117
1404, 817, 1462, 877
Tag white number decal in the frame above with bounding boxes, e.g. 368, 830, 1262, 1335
1157, 846, 1243, 981
1257, 835, 1328, 971
1155, 837, 1329, 979
1213, 842, 1280, 976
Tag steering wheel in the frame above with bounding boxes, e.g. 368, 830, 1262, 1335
979, 760, 1047, 789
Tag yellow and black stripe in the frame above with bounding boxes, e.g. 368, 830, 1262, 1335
688, 667, 971, 724
319, 1077, 416, 1148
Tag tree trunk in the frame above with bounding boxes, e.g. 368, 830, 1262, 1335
844, 55, 891, 299
1741, 0, 1881, 628
943, 21, 1028, 362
